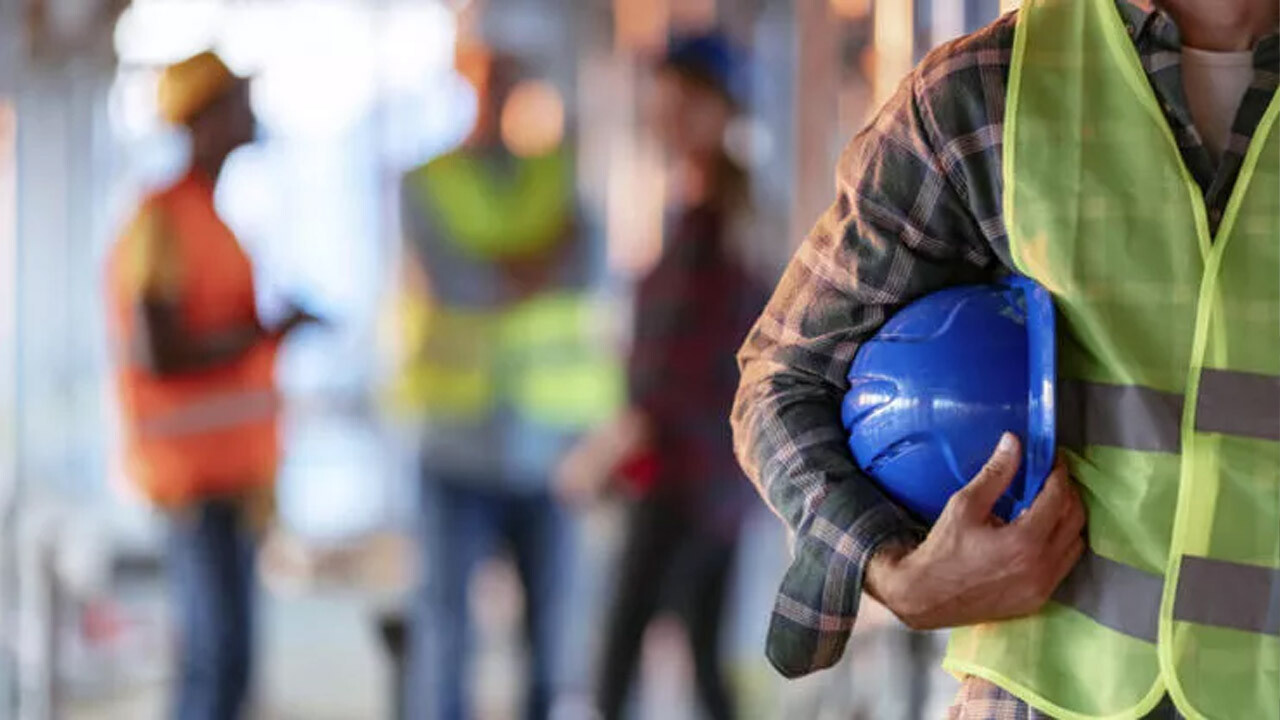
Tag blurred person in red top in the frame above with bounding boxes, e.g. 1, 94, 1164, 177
106, 51, 316, 720
557, 33, 769, 720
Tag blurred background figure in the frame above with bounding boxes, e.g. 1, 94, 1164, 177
0, 1, 1016, 718
392, 42, 621, 720
105, 51, 317, 720
556, 33, 769, 720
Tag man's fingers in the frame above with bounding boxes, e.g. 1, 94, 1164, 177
954, 432, 1022, 519
1046, 482, 1087, 556
1049, 535, 1086, 590
1014, 463, 1072, 539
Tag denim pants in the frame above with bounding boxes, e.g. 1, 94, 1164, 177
405, 478, 572, 720
169, 500, 257, 720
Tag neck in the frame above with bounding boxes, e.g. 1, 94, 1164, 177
1160, 0, 1278, 51
191, 147, 230, 185
466, 108, 502, 150
671, 151, 721, 207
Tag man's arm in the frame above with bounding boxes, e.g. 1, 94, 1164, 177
400, 169, 584, 308
134, 301, 315, 376
400, 170, 490, 308
125, 204, 287, 376
735, 26, 1089, 675
731, 69, 998, 676
134, 300, 266, 375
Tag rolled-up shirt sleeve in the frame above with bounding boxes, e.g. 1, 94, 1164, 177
732, 63, 997, 677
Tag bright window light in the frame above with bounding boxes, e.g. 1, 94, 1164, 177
378, 2, 457, 91
113, 0, 224, 67
113, 0, 459, 138
244, 1, 379, 138
107, 67, 160, 138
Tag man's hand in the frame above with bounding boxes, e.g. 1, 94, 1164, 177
555, 434, 617, 507
273, 304, 326, 339
865, 433, 1086, 630
554, 410, 650, 507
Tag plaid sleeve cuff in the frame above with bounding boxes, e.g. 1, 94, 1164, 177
765, 486, 923, 678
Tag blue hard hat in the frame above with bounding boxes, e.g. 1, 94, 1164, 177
662, 32, 749, 107
841, 277, 1056, 524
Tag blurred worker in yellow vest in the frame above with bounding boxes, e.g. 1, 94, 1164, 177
393, 45, 621, 720
106, 51, 317, 720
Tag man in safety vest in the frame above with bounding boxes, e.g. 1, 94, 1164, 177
394, 48, 620, 720
733, 1, 1278, 718
107, 52, 316, 720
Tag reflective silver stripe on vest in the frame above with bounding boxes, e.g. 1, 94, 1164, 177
1058, 380, 1184, 453
1058, 372, 1280, 451
1053, 552, 1280, 640
1194, 369, 1280, 442
1173, 555, 1280, 635
1053, 549, 1162, 642
137, 389, 278, 439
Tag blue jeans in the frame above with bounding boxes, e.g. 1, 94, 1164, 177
405, 478, 572, 720
169, 500, 256, 720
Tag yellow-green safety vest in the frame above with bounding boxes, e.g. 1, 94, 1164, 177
943, 2, 1280, 718
394, 148, 622, 428
416, 147, 572, 260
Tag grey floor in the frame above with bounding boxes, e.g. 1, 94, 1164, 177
57, 509, 955, 720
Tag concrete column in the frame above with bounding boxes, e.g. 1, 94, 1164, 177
0, 0, 21, 710
791, 0, 840, 245
872, 0, 914, 108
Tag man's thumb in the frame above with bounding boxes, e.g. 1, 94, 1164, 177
956, 432, 1021, 517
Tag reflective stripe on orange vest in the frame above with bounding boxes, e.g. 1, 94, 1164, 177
135, 388, 279, 439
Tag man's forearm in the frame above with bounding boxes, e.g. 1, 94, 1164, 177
728, 41, 1006, 674
732, 363, 900, 532
134, 300, 267, 376
732, 352, 925, 676
862, 537, 916, 606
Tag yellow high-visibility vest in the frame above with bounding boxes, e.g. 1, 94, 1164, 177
943, 2, 1280, 718
393, 148, 622, 428
415, 146, 571, 260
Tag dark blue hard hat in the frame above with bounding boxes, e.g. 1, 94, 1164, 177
661, 32, 749, 107
841, 278, 1057, 523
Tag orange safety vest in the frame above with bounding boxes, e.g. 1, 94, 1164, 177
107, 170, 279, 506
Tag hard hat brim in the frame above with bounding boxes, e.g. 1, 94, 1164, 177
1010, 275, 1057, 519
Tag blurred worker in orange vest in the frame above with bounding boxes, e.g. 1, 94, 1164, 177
106, 51, 317, 720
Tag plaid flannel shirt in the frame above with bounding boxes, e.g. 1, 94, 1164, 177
732, 0, 1279, 684
631, 200, 770, 535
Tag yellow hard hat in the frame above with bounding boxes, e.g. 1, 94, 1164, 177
157, 51, 240, 126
